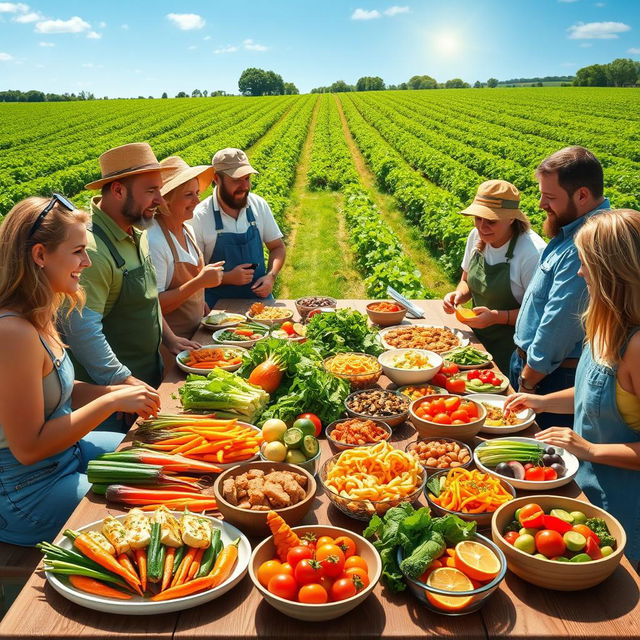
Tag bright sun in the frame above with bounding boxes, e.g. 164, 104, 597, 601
435, 33, 459, 55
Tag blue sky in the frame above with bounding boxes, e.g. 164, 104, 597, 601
0, 0, 638, 96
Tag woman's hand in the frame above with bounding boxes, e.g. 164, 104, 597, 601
504, 392, 548, 414
461, 306, 499, 329
166, 336, 200, 355
535, 427, 596, 462
109, 385, 161, 420
443, 291, 462, 314
197, 261, 225, 288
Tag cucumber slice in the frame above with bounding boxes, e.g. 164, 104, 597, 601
283, 428, 304, 449
302, 435, 319, 459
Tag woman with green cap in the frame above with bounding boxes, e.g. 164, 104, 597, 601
442, 180, 546, 373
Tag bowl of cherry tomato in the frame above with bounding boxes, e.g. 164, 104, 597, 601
249, 525, 382, 621
409, 394, 487, 443
365, 301, 408, 327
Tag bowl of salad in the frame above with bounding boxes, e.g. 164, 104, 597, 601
212, 322, 269, 348
442, 346, 494, 370
377, 349, 443, 386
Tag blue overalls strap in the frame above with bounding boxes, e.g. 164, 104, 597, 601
0, 313, 61, 367
213, 204, 257, 229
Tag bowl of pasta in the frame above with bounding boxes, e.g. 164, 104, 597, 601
323, 352, 382, 390
318, 441, 426, 520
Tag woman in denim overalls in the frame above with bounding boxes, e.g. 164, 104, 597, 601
506, 210, 640, 566
0, 197, 161, 545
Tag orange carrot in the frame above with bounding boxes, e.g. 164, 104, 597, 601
208, 538, 239, 587
161, 548, 176, 592
266, 511, 301, 562
68, 575, 133, 600
135, 548, 147, 592
150, 575, 216, 601
187, 548, 205, 581
118, 554, 143, 596
172, 547, 197, 587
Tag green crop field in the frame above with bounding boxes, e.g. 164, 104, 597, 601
1, 87, 639, 297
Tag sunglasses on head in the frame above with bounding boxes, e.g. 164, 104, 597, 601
28, 193, 76, 239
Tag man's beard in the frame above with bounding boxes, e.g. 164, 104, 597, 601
543, 199, 578, 238
219, 179, 249, 210
122, 190, 155, 230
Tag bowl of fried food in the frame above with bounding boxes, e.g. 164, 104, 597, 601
246, 302, 294, 326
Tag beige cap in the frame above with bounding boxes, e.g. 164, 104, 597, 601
212, 148, 258, 179
460, 180, 527, 222
159, 156, 214, 197
85, 142, 172, 190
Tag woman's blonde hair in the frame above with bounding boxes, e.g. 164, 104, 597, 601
0, 196, 89, 336
575, 209, 640, 365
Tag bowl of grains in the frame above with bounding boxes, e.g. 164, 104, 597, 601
344, 389, 410, 428
326, 418, 392, 451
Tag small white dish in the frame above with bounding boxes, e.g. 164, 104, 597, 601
467, 394, 535, 434
176, 346, 248, 375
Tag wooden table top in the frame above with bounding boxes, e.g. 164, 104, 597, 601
1, 299, 639, 640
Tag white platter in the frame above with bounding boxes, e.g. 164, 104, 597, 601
176, 346, 249, 375
45, 512, 251, 615
200, 312, 247, 330
378, 324, 469, 353
466, 393, 535, 434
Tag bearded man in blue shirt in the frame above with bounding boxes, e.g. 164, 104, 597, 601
510, 146, 610, 429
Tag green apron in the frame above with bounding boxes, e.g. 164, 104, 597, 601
72, 223, 163, 388
467, 233, 520, 375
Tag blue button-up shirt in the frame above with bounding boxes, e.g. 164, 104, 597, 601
514, 198, 610, 375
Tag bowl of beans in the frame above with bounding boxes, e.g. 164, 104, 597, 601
344, 389, 410, 428
295, 296, 337, 321
366, 301, 407, 327
326, 418, 392, 451
405, 438, 473, 476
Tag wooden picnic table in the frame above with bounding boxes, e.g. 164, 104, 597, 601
1, 299, 639, 640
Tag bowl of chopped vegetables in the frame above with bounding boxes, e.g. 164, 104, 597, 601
176, 346, 248, 375
441, 346, 494, 370
396, 384, 448, 401
326, 417, 392, 451
212, 322, 269, 348
377, 348, 442, 386
323, 352, 382, 390
366, 301, 407, 327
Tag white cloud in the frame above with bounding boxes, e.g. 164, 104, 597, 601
243, 38, 268, 51
121, 23, 129, 30
166, 13, 205, 30
352, 8, 381, 20
628, 47, 640, 55
594, 2, 605, 6
98, 21, 106, 28
35, 16, 91, 34
86, 30, 101, 39
0, 3, 28, 13
0, 52, 13, 61
38, 41, 54, 46
214, 45, 238, 54
14, 11, 42, 23
567, 21, 631, 39
384, 6, 409, 16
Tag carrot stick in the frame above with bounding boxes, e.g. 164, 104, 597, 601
208, 538, 239, 587
150, 575, 217, 601
69, 575, 133, 600
134, 549, 147, 592
161, 548, 176, 592
118, 554, 143, 596
172, 547, 197, 587
187, 548, 205, 582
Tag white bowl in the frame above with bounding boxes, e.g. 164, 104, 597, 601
45, 513, 251, 615
474, 436, 579, 490
377, 349, 443, 386
200, 312, 247, 331
176, 346, 249, 375
212, 325, 268, 348
466, 394, 535, 434
378, 324, 469, 353
248, 524, 381, 621
245, 308, 294, 326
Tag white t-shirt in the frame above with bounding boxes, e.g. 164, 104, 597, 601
190, 189, 283, 263
147, 219, 200, 293
461, 228, 546, 304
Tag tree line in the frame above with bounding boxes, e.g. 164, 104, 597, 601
573, 58, 640, 87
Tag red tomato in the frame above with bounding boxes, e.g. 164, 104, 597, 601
294, 558, 324, 586
585, 535, 603, 560
444, 396, 461, 411
518, 503, 545, 528
344, 567, 370, 590
440, 363, 460, 376
286, 545, 313, 569
504, 531, 520, 545
315, 544, 346, 578
299, 533, 317, 551
524, 467, 546, 482
296, 413, 322, 437
450, 409, 470, 423
257, 560, 283, 588
452, 419, 465, 425
467, 370, 481, 380
432, 373, 449, 388
316, 536, 334, 548
523, 463, 534, 471
431, 398, 446, 414
433, 413, 453, 425
459, 401, 478, 418
344, 555, 368, 572
543, 467, 558, 481
446, 378, 467, 394
331, 577, 357, 601
333, 535, 357, 558
298, 583, 328, 604
267, 573, 298, 600
534, 530, 566, 558
281, 321, 296, 336
318, 575, 334, 594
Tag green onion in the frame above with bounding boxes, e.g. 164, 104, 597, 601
476, 440, 543, 466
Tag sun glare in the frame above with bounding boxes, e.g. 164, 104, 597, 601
435, 33, 459, 55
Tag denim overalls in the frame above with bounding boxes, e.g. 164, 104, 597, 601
0, 319, 121, 546
574, 329, 640, 565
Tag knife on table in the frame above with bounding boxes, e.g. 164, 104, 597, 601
386, 286, 425, 319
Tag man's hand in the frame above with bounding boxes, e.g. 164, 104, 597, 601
224, 263, 255, 286
165, 336, 201, 355
251, 273, 275, 298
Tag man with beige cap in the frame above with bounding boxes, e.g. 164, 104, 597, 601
61, 142, 191, 431
191, 148, 286, 307
443, 179, 545, 374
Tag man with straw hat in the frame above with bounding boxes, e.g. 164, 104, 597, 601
442, 179, 546, 374
191, 148, 286, 307
148, 155, 224, 340
61, 142, 189, 431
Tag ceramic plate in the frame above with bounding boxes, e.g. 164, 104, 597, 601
176, 346, 249, 375
45, 513, 251, 615
200, 312, 247, 330
466, 393, 535, 434
378, 324, 469, 353
441, 346, 494, 370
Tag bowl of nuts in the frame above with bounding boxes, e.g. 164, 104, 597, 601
405, 438, 472, 476
344, 389, 410, 428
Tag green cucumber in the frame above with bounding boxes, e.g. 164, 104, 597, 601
302, 435, 319, 459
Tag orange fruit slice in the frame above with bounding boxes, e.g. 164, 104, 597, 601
455, 306, 477, 323
425, 567, 474, 612
454, 540, 501, 582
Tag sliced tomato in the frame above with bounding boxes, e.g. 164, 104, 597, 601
518, 503, 545, 528
542, 515, 573, 534
585, 535, 603, 560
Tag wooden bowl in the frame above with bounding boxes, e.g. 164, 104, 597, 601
213, 461, 316, 537
365, 301, 407, 327
249, 524, 381, 621
491, 495, 627, 591
408, 395, 486, 443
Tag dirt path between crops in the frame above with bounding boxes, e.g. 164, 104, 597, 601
334, 95, 454, 297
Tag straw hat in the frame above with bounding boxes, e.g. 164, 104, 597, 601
212, 148, 258, 179
159, 156, 215, 197
85, 142, 172, 190
460, 180, 527, 222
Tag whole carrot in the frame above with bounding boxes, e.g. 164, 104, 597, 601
208, 537, 239, 588
135, 548, 147, 592
69, 575, 133, 600
161, 547, 176, 592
